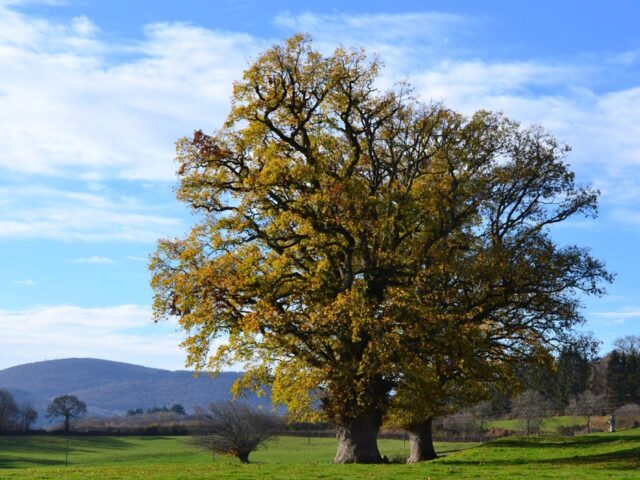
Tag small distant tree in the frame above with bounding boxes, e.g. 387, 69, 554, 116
567, 390, 607, 433
170, 404, 186, 415
46, 395, 87, 432
15, 403, 38, 431
512, 390, 551, 435
615, 403, 640, 429
190, 402, 281, 463
441, 411, 477, 438
126, 408, 144, 416
470, 400, 494, 441
0, 389, 18, 432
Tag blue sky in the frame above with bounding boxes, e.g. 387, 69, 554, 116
1, 0, 639, 370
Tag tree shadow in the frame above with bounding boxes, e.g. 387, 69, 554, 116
0, 456, 68, 469
0, 435, 137, 469
440, 433, 640, 471
488, 434, 640, 449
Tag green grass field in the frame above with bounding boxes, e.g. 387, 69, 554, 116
1, 430, 639, 479
487, 415, 603, 433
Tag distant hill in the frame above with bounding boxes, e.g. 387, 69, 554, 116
0, 358, 270, 425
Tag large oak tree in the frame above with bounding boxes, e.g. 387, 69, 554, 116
150, 35, 610, 463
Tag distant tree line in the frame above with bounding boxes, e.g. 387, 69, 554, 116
126, 404, 186, 416
432, 335, 640, 438
0, 389, 38, 433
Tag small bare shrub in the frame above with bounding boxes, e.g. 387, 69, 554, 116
190, 402, 282, 463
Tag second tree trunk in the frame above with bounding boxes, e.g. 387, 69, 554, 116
407, 417, 437, 463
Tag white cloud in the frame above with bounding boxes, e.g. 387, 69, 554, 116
593, 309, 640, 319
0, 304, 186, 370
590, 307, 640, 327
70, 16, 98, 37
274, 11, 466, 44
0, 185, 183, 242
413, 60, 578, 107
0, 304, 236, 371
0, 6, 265, 181
126, 255, 148, 262
0, 5, 638, 183
13, 279, 36, 286
72, 256, 114, 264
0, 5, 639, 236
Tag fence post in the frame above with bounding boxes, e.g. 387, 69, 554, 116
608, 414, 616, 433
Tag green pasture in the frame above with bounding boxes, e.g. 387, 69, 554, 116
1, 430, 639, 479
487, 415, 606, 433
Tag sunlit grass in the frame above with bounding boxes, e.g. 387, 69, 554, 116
1, 429, 638, 479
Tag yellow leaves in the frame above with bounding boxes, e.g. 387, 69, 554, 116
271, 361, 325, 422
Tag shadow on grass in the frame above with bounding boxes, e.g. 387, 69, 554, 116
0, 436, 137, 469
440, 433, 640, 471
489, 434, 640, 449
0, 457, 67, 469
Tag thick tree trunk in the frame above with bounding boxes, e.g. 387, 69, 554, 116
237, 452, 250, 464
64, 416, 70, 433
334, 412, 383, 464
407, 418, 437, 463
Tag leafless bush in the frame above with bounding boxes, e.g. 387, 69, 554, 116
512, 390, 552, 435
15, 403, 38, 431
0, 389, 18, 432
615, 403, 640, 429
557, 424, 583, 436
566, 390, 607, 433
190, 402, 282, 463
615, 403, 640, 417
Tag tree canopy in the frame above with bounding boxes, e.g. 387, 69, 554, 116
150, 35, 611, 463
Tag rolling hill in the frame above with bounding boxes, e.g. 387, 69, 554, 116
0, 358, 269, 424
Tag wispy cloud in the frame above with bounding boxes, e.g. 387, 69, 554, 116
274, 11, 467, 44
126, 255, 148, 262
274, 11, 471, 76
591, 307, 640, 326
593, 309, 640, 319
0, 305, 184, 370
0, 185, 183, 242
13, 279, 36, 286
72, 256, 114, 264
0, 304, 234, 371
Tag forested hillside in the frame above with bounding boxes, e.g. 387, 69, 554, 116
0, 358, 267, 423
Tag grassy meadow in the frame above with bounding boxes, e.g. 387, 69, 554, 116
1, 430, 639, 479
487, 415, 606, 433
